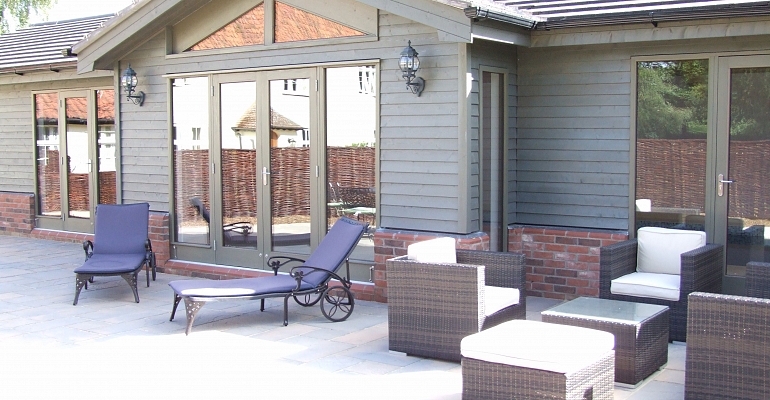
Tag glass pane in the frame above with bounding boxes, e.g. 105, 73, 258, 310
274, 2, 365, 43
172, 77, 210, 245
482, 71, 505, 252
269, 78, 311, 253
326, 66, 376, 262
96, 90, 116, 205
65, 97, 90, 219
221, 82, 258, 248
635, 60, 709, 233
187, 4, 264, 51
35, 93, 61, 217
725, 67, 770, 276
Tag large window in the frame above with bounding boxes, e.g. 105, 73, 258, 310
635, 60, 709, 231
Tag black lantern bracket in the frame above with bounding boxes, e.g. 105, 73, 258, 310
399, 41, 426, 97
121, 64, 145, 106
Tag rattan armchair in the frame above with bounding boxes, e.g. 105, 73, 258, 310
746, 261, 770, 299
386, 249, 526, 362
599, 238, 722, 342
685, 292, 770, 399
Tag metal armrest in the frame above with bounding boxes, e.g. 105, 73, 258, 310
83, 240, 94, 260
267, 256, 307, 275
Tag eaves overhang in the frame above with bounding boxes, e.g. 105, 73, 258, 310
462, 1, 770, 30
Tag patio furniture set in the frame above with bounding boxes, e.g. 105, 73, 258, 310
69, 204, 770, 399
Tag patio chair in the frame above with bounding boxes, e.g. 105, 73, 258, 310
386, 238, 527, 362
168, 217, 367, 335
600, 227, 723, 342
73, 203, 156, 305
685, 292, 770, 399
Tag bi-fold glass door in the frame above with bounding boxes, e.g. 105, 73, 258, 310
635, 55, 770, 294
172, 66, 377, 279
35, 89, 117, 233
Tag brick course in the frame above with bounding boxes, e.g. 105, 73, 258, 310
509, 225, 628, 300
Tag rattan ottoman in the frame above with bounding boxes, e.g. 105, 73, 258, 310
460, 320, 615, 400
542, 297, 669, 386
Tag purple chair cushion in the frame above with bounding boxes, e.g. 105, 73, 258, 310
74, 253, 147, 275
295, 218, 366, 287
169, 274, 314, 298
93, 203, 149, 255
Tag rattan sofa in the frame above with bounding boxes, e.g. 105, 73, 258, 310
386, 249, 526, 362
599, 237, 722, 342
685, 292, 770, 399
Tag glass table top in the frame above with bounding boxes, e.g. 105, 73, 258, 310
542, 297, 669, 323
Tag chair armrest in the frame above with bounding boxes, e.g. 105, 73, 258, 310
599, 239, 637, 297
267, 256, 306, 275
83, 240, 93, 260
746, 261, 770, 299
680, 243, 723, 295
456, 249, 526, 290
386, 256, 485, 328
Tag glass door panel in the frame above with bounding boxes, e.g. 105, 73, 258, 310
96, 90, 117, 205
325, 66, 376, 276
635, 60, 709, 235
481, 70, 505, 252
35, 93, 61, 218
268, 76, 312, 255
219, 81, 258, 250
65, 96, 90, 220
172, 77, 211, 247
717, 58, 770, 284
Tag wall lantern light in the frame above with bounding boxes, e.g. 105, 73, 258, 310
121, 64, 145, 106
399, 41, 425, 97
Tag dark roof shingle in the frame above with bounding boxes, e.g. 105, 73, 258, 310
0, 14, 113, 74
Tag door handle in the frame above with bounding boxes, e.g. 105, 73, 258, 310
262, 167, 271, 186
718, 173, 733, 197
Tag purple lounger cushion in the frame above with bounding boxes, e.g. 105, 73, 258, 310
75, 253, 147, 275
169, 274, 314, 298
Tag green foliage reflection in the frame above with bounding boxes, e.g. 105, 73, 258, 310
637, 60, 708, 139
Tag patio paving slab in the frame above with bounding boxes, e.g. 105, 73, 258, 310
0, 235, 687, 399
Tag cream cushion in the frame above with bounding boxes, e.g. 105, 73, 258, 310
407, 237, 457, 264
461, 320, 615, 374
484, 286, 520, 317
610, 272, 681, 301
637, 227, 706, 275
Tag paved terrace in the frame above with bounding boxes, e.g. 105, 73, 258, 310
0, 235, 685, 399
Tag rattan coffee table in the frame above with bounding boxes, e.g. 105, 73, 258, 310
541, 297, 669, 386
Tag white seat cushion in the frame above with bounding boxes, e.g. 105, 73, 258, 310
461, 320, 615, 374
407, 237, 456, 264
637, 227, 706, 275
611, 272, 681, 301
484, 285, 520, 317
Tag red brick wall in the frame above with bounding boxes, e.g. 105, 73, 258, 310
508, 225, 628, 300
372, 229, 489, 302
0, 192, 35, 235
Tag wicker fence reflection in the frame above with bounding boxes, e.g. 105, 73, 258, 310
637, 139, 770, 219
174, 147, 376, 220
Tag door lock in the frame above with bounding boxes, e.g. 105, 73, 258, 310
717, 173, 733, 197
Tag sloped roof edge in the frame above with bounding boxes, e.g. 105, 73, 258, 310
462, 0, 770, 30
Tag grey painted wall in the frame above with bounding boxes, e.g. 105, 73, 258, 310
117, 11, 465, 232
517, 34, 770, 231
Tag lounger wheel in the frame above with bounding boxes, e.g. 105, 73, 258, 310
320, 286, 354, 322
294, 291, 322, 307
